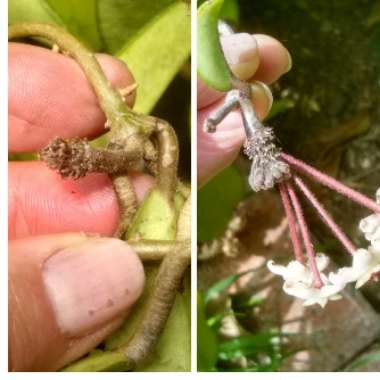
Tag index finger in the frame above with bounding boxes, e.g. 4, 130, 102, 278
9, 43, 136, 153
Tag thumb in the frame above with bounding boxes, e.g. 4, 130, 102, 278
9, 233, 145, 371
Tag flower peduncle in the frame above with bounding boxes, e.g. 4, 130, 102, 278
286, 182, 323, 288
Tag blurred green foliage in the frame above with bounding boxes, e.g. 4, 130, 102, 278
198, 165, 246, 242
344, 347, 380, 371
198, 271, 295, 372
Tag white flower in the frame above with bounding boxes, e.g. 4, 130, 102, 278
267, 254, 344, 307
283, 278, 343, 308
359, 188, 380, 244
330, 247, 380, 289
359, 214, 380, 242
267, 253, 329, 282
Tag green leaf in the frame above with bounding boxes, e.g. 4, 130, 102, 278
204, 269, 253, 304
97, 0, 175, 53
366, 0, 380, 27
198, 165, 245, 242
266, 98, 295, 120
44, 0, 104, 50
197, 292, 218, 371
220, 0, 240, 24
9, 0, 62, 26
218, 333, 279, 360
63, 350, 130, 372
117, 1, 191, 114
9, 0, 103, 50
197, 0, 231, 91
126, 188, 179, 240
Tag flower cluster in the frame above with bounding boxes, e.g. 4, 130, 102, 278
268, 188, 380, 307
267, 254, 343, 307
202, 54, 380, 309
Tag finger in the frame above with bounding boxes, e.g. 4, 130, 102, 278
197, 33, 291, 109
9, 234, 145, 371
198, 81, 272, 186
9, 161, 154, 239
9, 43, 136, 153
253, 34, 292, 84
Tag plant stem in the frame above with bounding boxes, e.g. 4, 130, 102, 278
294, 176, 356, 256
120, 246, 190, 368
281, 153, 380, 213
112, 175, 138, 238
155, 119, 179, 201
129, 240, 190, 262
39, 137, 140, 178
286, 182, 323, 288
278, 182, 305, 263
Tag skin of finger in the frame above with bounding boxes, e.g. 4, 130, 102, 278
197, 85, 270, 187
8, 43, 135, 153
8, 234, 138, 371
8, 161, 154, 239
197, 34, 290, 109
252, 34, 291, 84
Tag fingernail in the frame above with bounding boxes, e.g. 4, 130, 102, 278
250, 80, 273, 120
42, 238, 144, 337
285, 50, 292, 73
220, 33, 259, 80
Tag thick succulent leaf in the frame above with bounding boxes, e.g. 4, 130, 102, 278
44, 0, 103, 50
63, 351, 129, 372
9, 0, 63, 27
127, 188, 180, 240
198, 165, 246, 242
220, 0, 240, 23
197, 0, 231, 91
117, 1, 191, 114
97, 0, 175, 53
9, 0, 103, 50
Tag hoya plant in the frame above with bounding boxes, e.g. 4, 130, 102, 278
198, 0, 380, 317
9, 0, 190, 372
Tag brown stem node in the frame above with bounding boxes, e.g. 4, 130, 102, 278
39, 137, 140, 179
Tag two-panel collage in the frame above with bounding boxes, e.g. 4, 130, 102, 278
6, 0, 380, 375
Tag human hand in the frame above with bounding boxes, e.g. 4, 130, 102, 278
8, 43, 152, 371
197, 33, 292, 186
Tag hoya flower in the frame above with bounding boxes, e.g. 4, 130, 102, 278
329, 247, 380, 289
359, 214, 380, 243
283, 278, 343, 308
359, 188, 380, 244
267, 253, 329, 283
267, 254, 344, 307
